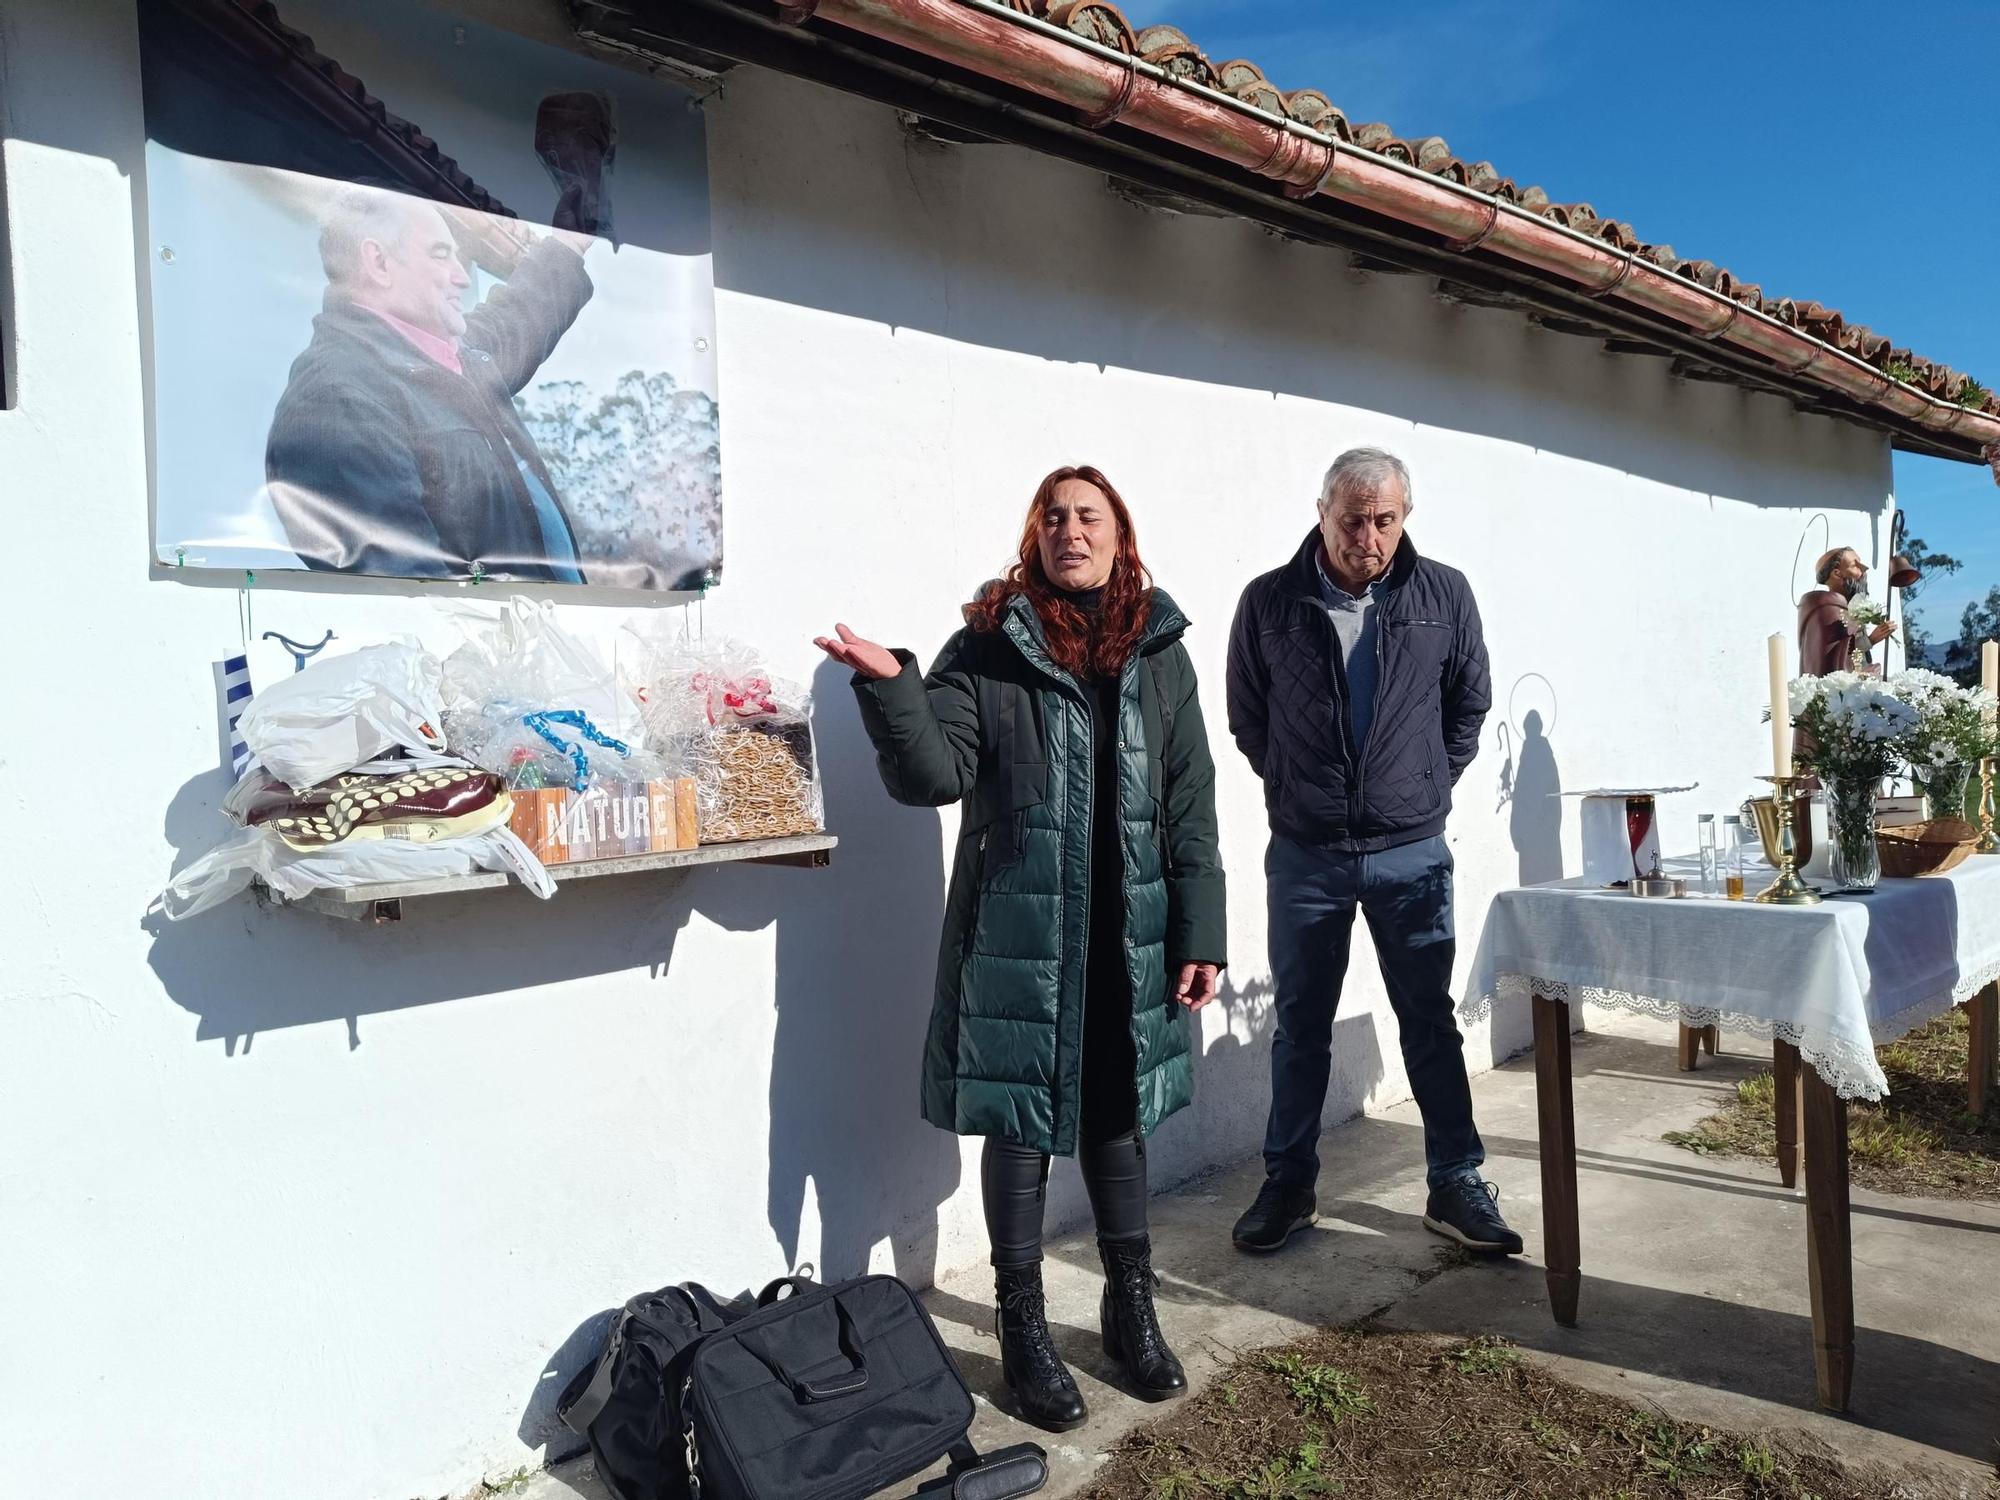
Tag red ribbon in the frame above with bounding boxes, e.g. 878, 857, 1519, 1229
689, 671, 777, 726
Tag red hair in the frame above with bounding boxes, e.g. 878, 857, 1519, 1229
965, 466, 1153, 677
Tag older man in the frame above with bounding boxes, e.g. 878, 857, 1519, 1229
1224, 448, 1519, 1255
1798, 547, 1895, 677
265, 185, 594, 582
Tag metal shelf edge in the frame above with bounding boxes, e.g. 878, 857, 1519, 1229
261, 833, 838, 917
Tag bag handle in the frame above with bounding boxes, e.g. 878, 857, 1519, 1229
741, 1295, 869, 1403
558, 1312, 627, 1435
755, 1276, 817, 1307
754, 1263, 819, 1306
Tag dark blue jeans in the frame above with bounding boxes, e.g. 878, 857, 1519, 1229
1263, 833, 1484, 1192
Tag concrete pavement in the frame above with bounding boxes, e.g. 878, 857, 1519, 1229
509, 1011, 1997, 1499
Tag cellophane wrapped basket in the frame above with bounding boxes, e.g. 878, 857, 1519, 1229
633, 634, 824, 843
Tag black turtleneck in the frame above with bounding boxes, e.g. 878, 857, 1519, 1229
1056, 581, 1138, 1142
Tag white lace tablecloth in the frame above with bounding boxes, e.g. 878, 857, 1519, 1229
1465, 853, 2000, 1099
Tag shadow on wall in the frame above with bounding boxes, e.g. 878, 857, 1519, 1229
706, 72, 1886, 514
1495, 673, 1565, 886
141, 767, 713, 1053
511, 660, 961, 1457
1158, 964, 1388, 1189
694, 659, 960, 1293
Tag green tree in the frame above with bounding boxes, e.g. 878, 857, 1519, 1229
1941, 585, 2000, 687
516, 370, 723, 591
1897, 532, 1961, 653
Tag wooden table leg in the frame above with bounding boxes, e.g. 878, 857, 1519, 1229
1533, 991, 1581, 1327
1801, 1067, 1854, 1412
1773, 1040, 1800, 1189
1701, 1024, 1718, 1056
1677, 1022, 1700, 1071
1968, 982, 1997, 1119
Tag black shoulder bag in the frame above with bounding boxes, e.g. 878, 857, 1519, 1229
560, 1270, 1045, 1500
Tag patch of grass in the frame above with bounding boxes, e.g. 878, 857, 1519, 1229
1663, 1009, 1999, 1201
1739, 1441, 1780, 1479
1083, 1326, 1936, 1500
1445, 1335, 1521, 1376
1261, 1353, 1374, 1424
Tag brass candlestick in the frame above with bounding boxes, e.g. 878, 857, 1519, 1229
1755, 774, 1822, 905
1978, 757, 1999, 855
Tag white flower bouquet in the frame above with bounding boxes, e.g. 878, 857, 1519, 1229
1842, 593, 1888, 634
1786, 671, 1917, 782
1785, 671, 1919, 888
1888, 668, 1996, 782
1840, 593, 1891, 666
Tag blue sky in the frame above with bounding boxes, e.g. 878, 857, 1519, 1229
1146, 0, 1998, 639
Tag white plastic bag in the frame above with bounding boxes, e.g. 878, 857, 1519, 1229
439, 596, 642, 743
158, 822, 554, 920
237, 643, 447, 792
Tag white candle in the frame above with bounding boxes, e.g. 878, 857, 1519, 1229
1984, 640, 1999, 733
1767, 633, 1793, 778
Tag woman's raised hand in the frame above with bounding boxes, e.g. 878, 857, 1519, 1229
813, 623, 903, 681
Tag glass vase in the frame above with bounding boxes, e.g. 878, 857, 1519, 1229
1822, 773, 1880, 891
1921, 762, 1972, 822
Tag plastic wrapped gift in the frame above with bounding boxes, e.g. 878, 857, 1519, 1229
1560, 785, 1697, 886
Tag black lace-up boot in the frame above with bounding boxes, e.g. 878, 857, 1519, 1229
1097, 1235, 1187, 1400
995, 1262, 1088, 1431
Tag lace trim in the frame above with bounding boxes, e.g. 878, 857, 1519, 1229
1463, 954, 2000, 1102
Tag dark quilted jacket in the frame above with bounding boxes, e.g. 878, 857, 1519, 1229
1226, 530, 1490, 852
851, 589, 1227, 1156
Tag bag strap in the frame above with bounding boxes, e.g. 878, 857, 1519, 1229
559, 1282, 745, 1437
557, 1312, 628, 1435
755, 1274, 819, 1307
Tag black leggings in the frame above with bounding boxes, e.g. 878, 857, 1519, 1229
982, 1130, 1150, 1267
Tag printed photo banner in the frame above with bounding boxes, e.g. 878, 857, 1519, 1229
141, 0, 721, 592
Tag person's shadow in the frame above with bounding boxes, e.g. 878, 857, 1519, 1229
1508, 708, 1564, 885
757, 659, 959, 1288
517, 658, 961, 1458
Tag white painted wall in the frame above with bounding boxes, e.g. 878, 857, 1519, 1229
0, 1, 1894, 1496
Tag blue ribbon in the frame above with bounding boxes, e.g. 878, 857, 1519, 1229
522, 710, 633, 792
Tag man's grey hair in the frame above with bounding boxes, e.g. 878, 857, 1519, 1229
1318, 447, 1414, 515
318, 183, 417, 288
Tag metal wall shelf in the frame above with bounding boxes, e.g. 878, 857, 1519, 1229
258, 833, 837, 922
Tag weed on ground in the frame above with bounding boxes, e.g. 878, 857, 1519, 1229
1664, 1009, 1998, 1201
1074, 1326, 1963, 1499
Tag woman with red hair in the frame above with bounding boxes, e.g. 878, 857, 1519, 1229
816, 466, 1227, 1430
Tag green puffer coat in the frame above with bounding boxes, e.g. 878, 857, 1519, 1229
852, 588, 1228, 1156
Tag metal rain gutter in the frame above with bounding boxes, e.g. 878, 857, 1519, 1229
785, 0, 2000, 463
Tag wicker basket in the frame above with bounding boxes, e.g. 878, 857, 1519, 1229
1876, 818, 1978, 879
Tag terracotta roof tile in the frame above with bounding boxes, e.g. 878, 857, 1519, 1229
1006, 1, 1992, 418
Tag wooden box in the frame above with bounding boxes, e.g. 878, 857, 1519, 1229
507, 777, 698, 865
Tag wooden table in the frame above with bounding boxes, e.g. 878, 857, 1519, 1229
1683, 983, 1997, 1188
1473, 856, 2000, 1412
